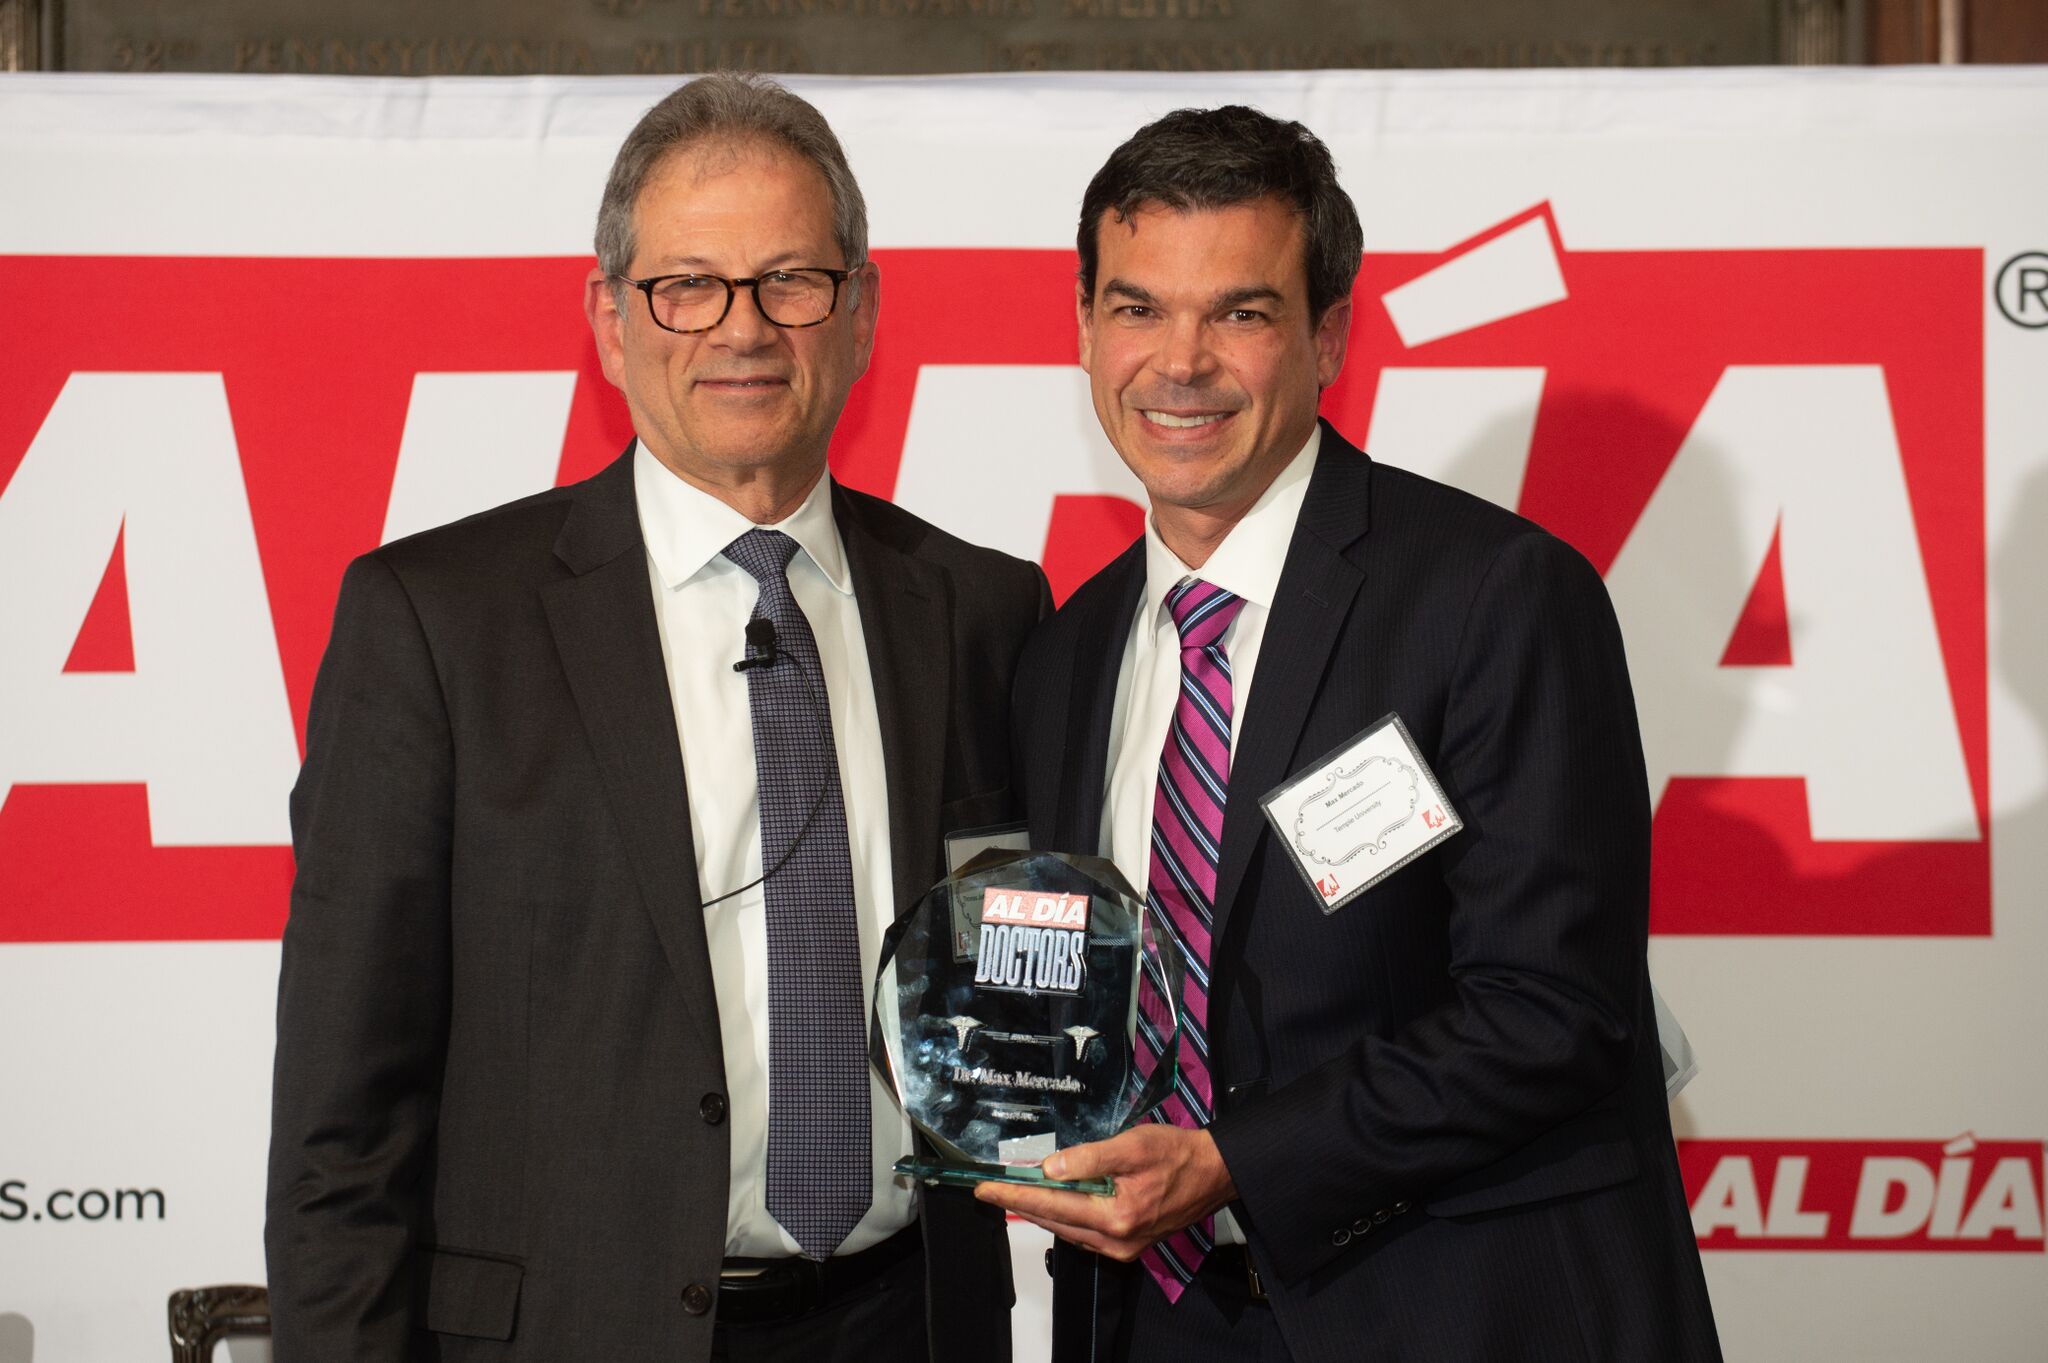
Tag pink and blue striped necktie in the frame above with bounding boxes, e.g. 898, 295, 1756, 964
1136, 578, 1246, 1302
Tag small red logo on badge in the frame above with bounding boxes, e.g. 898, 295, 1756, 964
1317, 875, 1341, 897
1423, 807, 1445, 830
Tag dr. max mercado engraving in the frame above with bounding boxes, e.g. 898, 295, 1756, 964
947, 1065, 1085, 1092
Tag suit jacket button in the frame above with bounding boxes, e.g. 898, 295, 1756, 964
1392, 1201, 1410, 1215
1372, 1208, 1391, 1224
1330, 1227, 1352, 1247
1351, 1217, 1371, 1235
699, 1092, 727, 1125
682, 1282, 714, 1315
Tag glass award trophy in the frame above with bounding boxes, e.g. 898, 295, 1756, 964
871, 849, 1185, 1194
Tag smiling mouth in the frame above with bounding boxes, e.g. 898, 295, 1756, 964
702, 378, 785, 388
1141, 410, 1229, 429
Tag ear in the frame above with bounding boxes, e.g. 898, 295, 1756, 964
848, 259, 881, 378
585, 267, 629, 390
1313, 297, 1352, 391
1075, 279, 1096, 375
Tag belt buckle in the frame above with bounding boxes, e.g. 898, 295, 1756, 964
718, 1261, 823, 1321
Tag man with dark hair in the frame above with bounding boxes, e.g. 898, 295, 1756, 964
267, 73, 1041, 1363
982, 105, 1721, 1362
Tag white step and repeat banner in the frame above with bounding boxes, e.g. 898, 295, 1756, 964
3, 67, 2047, 1362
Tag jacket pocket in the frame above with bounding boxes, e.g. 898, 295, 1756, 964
1422, 1106, 1639, 1219
418, 1244, 524, 1341
939, 786, 1014, 838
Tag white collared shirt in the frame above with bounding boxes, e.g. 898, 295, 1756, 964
634, 444, 915, 1257
1099, 424, 1322, 1244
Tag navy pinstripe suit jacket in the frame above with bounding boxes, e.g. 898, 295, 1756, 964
1013, 423, 1722, 1363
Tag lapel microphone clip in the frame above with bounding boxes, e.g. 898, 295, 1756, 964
734, 617, 779, 672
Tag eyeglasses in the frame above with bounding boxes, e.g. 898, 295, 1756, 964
614, 268, 853, 334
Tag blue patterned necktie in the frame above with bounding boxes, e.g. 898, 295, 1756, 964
723, 527, 871, 1261
1135, 579, 1245, 1301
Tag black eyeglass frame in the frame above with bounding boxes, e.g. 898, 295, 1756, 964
614, 267, 855, 334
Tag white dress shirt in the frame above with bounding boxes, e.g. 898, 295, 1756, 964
1098, 425, 1322, 1245
634, 444, 915, 1257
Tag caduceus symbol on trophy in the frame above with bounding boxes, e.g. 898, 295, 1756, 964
1063, 1025, 1099, 1061
946, 1015, 983, 1049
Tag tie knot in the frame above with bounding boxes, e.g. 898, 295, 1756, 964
723, 527, 800, 585
1168, 579, 1244, 650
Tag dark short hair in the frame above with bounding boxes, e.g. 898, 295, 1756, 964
595, 72, 867, 283
1077, 105, 1363, 323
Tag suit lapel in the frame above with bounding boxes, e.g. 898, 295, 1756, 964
1211, 424, 1374, 943
541, 450, 723, 1054
1058, 541, 1146, 855
835, 485, 952, 917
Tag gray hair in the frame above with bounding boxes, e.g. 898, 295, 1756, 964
594, 72, 869, 285
1078, 105, 1362, 324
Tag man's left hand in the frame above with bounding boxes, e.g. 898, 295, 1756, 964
973, 1124, 1236, 1262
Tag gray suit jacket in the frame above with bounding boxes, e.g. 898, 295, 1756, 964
267, 449, 1047, 1361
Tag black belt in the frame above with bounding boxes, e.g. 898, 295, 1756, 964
715, 1224, 923, 1325
1197, 1244, 1271, 1305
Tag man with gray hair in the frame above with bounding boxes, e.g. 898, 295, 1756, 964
267, 72, 1041, 1362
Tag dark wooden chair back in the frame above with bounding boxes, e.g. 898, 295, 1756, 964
167, 1286, 269, 1362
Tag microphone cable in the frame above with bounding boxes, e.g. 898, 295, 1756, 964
700, 613, 838, 910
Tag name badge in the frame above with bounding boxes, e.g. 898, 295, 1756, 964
945, 820, 1029, 874
1259, 713, 1462, 914
943, 821, 1032, 960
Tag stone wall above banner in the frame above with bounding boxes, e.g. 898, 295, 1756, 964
13, 0, 1789, 75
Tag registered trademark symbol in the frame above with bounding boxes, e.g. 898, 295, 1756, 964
1994, 252, 2048, 328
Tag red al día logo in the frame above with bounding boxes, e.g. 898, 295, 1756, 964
0, 213, 1988, 944
972, 888, 1089, 997
1681, 1133, 2046, 1252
